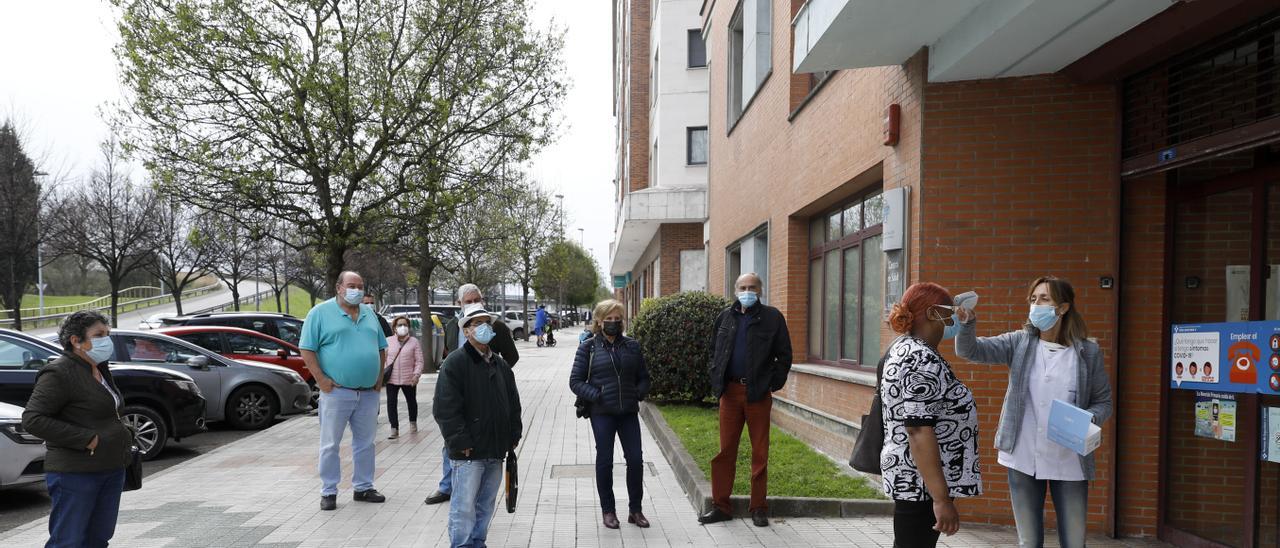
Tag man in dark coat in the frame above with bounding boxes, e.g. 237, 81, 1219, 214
698, 273, 792, 528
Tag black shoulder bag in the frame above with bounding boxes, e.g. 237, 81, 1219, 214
848, 337, 901, 474
573, 339, 597, 419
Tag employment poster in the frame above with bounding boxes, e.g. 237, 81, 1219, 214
1194, 391, 1236, 442
1171, 321, 1280, 395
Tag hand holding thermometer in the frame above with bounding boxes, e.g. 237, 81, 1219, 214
953, 291, 979, 322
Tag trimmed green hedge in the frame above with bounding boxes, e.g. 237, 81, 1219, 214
630, 291, 730, 403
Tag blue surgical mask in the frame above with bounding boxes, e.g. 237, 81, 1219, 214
471, 323, 496, 345
737, 291, 758, 308
941, 314, 960, 340
86, 336, 114, 364
343, 288, 365, 306
1029, 304, 1059, 331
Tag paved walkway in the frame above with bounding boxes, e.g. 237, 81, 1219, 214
0, 343, 1168, 547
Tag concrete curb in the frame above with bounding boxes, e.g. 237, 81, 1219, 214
639, 401, 893, 518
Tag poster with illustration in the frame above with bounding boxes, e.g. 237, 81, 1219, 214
1171, 321, 1280, 395
1264, 407, 1280, 464
1194, 392, 1236, 442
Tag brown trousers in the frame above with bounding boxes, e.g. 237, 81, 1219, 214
710, 382, 772, 513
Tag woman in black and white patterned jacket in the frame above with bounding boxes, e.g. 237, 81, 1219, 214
880, 282, 982, 547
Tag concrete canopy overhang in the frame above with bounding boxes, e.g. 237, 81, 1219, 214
609, 188, 707, 276
793, 0, 1178, 82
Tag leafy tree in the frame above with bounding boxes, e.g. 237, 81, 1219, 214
45, 136, 158, 326
115, 0, 566, 287
145, 198, 215, 315
534, 241, 599, 310
0, 122, 47, 330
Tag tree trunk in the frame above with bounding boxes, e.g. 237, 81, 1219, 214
274, 289, 283, 312
520, 283, 530, 341
109, 279, 121, 327
230, 281, 241, 311
173, 289, 184, 316
415, 234, 439, 372
325, 240, 346, 289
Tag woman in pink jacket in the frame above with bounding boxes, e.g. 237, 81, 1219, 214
385, 316, 425, 440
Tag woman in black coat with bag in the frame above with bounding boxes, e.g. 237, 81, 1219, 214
569, 299, 652, 530
23, 310, 134, 548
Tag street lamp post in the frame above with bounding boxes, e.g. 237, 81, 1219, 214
33, 170, 48, 318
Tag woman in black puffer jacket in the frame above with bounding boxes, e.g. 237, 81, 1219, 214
569, 299, 652, 530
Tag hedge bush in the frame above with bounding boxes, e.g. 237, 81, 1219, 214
629, 291, 731, 403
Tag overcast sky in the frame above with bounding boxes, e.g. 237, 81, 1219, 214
0, 0, 615, 281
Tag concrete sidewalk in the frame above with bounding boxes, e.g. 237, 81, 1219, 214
0, 343, 1167, 547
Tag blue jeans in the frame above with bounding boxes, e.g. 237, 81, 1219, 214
447, 458, 504, 548
1007, 468, 1089, 548
318, 387, 380, 496
45, 468, 125, 548
439, 446, 453, 495
589, 412, 644, 514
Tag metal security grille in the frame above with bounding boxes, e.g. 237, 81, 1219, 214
1123, 10, 1280, 159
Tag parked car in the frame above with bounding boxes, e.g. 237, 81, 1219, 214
0, 401, 45, 489
106, 330, 312, 430
159, 326, 318, 409
0, 329, 207, 461
498, 310, 530, 341
160, 312, 304, 346
138, 312, 178, 330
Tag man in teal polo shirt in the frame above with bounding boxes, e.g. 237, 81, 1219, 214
300, 270, 389, 511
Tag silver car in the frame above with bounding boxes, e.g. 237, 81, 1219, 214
108, 330, 312, 430
0, 401, 45, 488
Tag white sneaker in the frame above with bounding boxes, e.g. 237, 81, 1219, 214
410, 423, 418, 434
388, 429, 399, 440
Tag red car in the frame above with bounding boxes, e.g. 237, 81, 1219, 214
157, 326, 317, 407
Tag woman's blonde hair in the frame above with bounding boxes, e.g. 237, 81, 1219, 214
1025, 276, 1088, 345
591, 299, 626, 335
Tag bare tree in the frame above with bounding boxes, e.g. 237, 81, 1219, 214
503, 182, 556, 338
45, 136, 158, 326
205, 214, 260, 311
146, 198, 215, 315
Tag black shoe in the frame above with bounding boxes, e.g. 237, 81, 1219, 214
698, 508, 733, 524
751, 509, 769, 527
353, 489, 386, 503
320, 495, 336, 511
423, 490, 450, 505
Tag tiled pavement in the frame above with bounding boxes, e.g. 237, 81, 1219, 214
1, 342, 1168, 547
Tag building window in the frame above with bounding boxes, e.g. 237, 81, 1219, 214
688, 29, 707, 68
726, 226, 768, 300
808, 188, 885, 368
687, 127, 708, 165
727, 0, 772, 129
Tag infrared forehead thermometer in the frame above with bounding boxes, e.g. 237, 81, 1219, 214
953, 291, 979, 311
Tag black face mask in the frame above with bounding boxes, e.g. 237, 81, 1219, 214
602, 321, 623, 337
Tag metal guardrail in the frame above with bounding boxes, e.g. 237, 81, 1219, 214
0, 282, 223, 329
187, 287, 278, 316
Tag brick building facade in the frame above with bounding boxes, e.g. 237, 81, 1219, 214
687, 0, 1280, 545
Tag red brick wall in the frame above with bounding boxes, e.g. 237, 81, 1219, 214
920, 75, 1122, 533
703, 0, 926, 459
627, 0, 650, 193
658, 223, 704, 295
1116, 174, 1166, 537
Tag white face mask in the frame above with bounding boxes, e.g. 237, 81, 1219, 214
395, 325, 409, 337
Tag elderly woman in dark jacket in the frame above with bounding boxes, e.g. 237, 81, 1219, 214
23, 310, 133, 548
569, 299, 652, 530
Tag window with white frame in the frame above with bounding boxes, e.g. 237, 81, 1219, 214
688, 29, 707, 68
726, 226, 768, 300
727, 0, 772, 128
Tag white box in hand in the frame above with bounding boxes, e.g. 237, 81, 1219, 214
1047, 399, 1101, 456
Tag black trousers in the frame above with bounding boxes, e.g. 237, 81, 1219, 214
894, 499, 941, 548
589, 412, 643, 514
385, 384, 417, 430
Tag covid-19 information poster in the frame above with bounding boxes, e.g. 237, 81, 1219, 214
1194, 392, 1236, 442
1171, 321, 1280, 395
